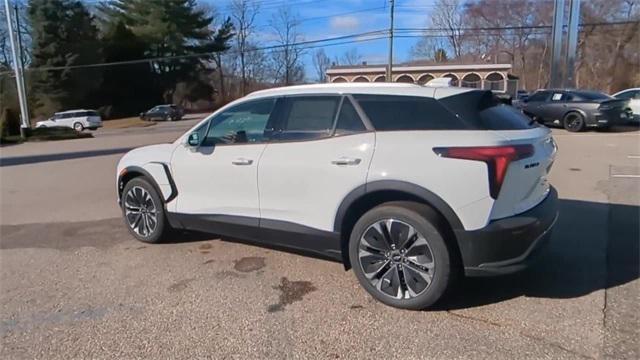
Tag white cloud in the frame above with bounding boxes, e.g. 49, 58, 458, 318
330, 16, 360, 31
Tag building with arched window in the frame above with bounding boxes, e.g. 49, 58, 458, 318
325, 63, 519, 95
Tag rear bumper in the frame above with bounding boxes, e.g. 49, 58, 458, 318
455, 186, 559, 276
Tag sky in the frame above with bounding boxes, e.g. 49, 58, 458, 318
207, 0, 438, 80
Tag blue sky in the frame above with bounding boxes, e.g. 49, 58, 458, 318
209, 0, 438, 79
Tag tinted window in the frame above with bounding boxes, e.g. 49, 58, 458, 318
527, 91, 550, 102
87, 111, 99, 116
202, 98, 275, 145
335, 98, 366, 135
614, 90, 639, 100
275, 96, 340, 141
439, 91, 537, 130
354, 94, 468, 130
572, 91, 611, 101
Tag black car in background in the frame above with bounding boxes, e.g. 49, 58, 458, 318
519, 89, 632, 132
140, 104, 184, 121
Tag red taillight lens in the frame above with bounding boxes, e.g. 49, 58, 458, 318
433, 145, 535, 199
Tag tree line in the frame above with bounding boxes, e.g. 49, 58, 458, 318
0, 0, 314, 132
1, 0, 638, 136
411, 0, 639, 93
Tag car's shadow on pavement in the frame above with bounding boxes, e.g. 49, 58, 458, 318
440, 199, 639, 310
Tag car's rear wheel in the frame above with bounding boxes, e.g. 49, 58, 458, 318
349, 202, 456, 310
73, 122, 84, 132
563, 112, 585, 132
121, 177, 170, 243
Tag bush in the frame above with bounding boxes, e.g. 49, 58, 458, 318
0, 108, 21, 138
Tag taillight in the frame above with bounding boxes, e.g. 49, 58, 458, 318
433, 145, 535, 199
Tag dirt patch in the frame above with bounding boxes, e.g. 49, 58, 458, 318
233, 257, 266, 273
267, 277, 317, 313
102, 117, 157, 129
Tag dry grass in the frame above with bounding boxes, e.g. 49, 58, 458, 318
102, 117, 157, 129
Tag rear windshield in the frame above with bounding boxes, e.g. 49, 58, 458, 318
353, 91, 535, 131
438, 91, 536, 130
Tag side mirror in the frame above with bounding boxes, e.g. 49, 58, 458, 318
187, 132, 200, 147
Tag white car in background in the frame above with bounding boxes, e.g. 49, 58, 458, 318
612, 88, 640, 123
36, 110, 103, 131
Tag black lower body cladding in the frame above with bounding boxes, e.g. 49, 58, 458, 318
456, 187, 559, 276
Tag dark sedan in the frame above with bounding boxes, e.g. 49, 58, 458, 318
140, 104, 184, 121
519, 89, 632, 132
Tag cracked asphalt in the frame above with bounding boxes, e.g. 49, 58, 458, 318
1, 121, 638, 359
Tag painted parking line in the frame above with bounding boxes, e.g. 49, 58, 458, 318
611, 174, 640, 178
628, 155, 640, 159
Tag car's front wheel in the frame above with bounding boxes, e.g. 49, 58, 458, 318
73, 122, 84, 132
121, 177, 170, 243
349, 202, 457, 310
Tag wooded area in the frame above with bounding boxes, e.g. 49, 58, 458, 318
1, 0, 638, 136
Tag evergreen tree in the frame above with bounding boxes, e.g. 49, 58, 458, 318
100, 21, 160, 118
28, 0, 102, 116
100, 0, 234, 103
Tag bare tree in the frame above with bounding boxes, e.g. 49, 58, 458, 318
341, 47, 362, 65
431, 0, 465, 59
231, 0, 259, 96
411, 36, 448, 61
269, 6, 304, 85
311, 48, 330, 82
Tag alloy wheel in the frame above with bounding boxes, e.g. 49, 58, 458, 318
124, 186, 158, 237
358, 219, 435, 300
565, 114, 583, 131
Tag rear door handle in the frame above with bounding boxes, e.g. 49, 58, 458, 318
232, 158, 253, 166
331, 157, 361, 166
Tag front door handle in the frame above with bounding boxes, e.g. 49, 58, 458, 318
331, 157, 361, 166
232, 158, 253, 166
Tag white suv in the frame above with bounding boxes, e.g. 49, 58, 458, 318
36, 110, 103, 131
116, 83, 558, 309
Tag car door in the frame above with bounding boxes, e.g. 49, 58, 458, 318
543, 91, 571, 121
171, 97, 279, 226
258, 95, 375, 233
522, 91, 551, 119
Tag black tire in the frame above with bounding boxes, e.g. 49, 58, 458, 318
348, 201, 457, 310
563, 112, 585, 132
73, 122, 84, 132
121, 177, 170, 243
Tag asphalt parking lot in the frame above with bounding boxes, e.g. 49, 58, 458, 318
1, 119, 638, 359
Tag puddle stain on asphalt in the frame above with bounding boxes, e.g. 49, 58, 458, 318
233, 257, 266, 273
0, 218, 127, 250
167, 278, 195, 293
267, 277, 317, 313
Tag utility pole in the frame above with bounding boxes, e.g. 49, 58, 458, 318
4, 0, 30, 138
565, 0, 580, 88
549, 0, 565, 89
386, 0, 394, 82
